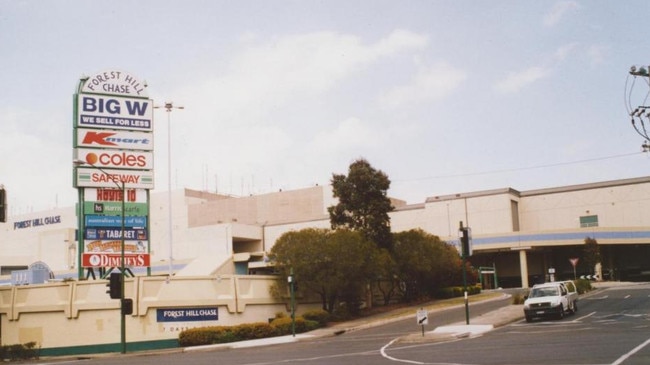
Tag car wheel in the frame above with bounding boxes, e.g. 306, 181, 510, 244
573, 301, 578, 313
525, 315, 532, 323
557, 304, 564, 319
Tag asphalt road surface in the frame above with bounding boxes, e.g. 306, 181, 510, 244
34, 284, 650, 365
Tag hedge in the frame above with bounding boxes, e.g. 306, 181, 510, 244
435, 284, 482, 299
179, 316, 321, 347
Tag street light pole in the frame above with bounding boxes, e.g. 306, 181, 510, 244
154, 102, 184, 278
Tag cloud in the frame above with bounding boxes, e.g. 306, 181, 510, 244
494, 66, 550, 93
312, 117, 383, 153
587, 44, 609, 66
158, 30, 431, 195
180, 29, 429, 125
553, 43, 578, 61
379, 61, 467, 109
543, 1, 580, 27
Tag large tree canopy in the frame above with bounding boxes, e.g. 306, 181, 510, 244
328, 158, 394, 251
268, 228, 380, 313
392, 229, 464, 301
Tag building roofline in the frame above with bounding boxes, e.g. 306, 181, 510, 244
423, 176, 650, 202
426, 187, 521, 203
520, 176, 650, 197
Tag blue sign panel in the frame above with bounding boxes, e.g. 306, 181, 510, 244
85, 227, 147, 240
85, 215, 147, 228
156, 308, 219, 322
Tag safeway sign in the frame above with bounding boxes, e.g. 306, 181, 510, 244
76, 167, 154, 189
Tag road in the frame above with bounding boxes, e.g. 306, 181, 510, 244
384, 283, 650, 365
35, 284, 650, 365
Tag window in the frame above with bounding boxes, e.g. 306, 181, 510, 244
511, 200, 520, 232
580, 215, 598, 228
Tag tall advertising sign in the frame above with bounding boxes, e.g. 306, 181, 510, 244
73, 71, 154, 277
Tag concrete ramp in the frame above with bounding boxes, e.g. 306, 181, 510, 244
175, 254, 232, 277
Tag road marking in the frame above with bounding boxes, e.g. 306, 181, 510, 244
611, 336, 650, 365
575, 311, 596, 321
380, 339, 425, 364
587, 295, 609, 300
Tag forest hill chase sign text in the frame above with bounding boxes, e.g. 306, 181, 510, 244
14, 215, 62, 230
81, 71, 148, 97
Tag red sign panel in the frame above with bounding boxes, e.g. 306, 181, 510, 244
82, 253, 150, 268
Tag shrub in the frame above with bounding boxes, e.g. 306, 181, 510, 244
232, 322, 279, 340
511, 292, 525, 305
435, 285, 482, 299
179, 326, 230, 346
575, 279, 592, 294
302, 309, 330, 326
179, 316, 322, 347
0, 342, 39, 361
270, 317, 319, 335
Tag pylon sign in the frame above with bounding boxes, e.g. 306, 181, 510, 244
72, 70, 154, 272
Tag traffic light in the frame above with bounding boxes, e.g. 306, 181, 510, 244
0, 187, 6, 223
458, 222, 472, 258
121, 298, 133, 315
460, 228, 472, 258
106, 272, 122, 299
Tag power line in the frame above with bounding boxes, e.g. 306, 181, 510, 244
395, 152, 643, 182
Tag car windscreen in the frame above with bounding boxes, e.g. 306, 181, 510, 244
529, 287, 559, 298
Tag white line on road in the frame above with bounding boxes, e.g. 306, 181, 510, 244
381, 338, 425, 364
575, 311, 597, 321
611, 336, 650, 365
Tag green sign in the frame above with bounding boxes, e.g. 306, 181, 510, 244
84, 201, 149, 216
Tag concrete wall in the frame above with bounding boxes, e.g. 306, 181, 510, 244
0, 275, 300, 354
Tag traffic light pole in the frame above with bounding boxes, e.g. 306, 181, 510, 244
120, 180, 126, 354
81, 160, 127, 353
289, 268, 296, 337
459, 221, 471, 325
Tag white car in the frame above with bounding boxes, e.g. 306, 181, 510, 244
523, 281, 578, 322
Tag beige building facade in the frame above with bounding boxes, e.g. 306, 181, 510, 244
2, 176, 650, 287
2, 176, 650, 354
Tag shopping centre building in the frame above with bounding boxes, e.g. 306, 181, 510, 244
2, 175, 650, 289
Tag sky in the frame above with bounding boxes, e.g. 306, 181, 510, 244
2, 0, 650, 214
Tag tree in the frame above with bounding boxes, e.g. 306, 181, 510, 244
268, 228, 380, 313
583, 237, 601, 274
392, 229, 463, 301
373, 248, 399, 305
328, 158, 394, 251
